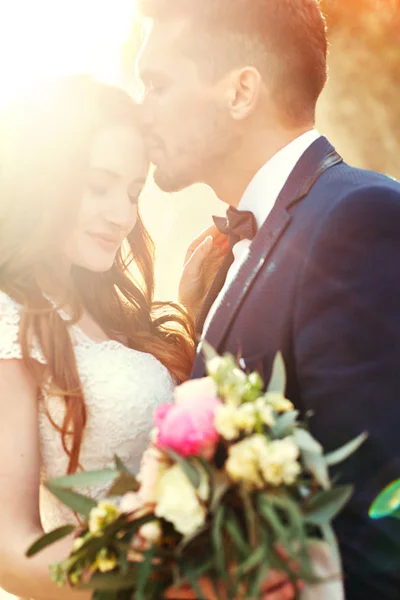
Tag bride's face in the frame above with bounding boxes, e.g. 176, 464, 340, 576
63, 125, 147, 273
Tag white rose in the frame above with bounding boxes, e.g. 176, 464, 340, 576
259, 437, 301, 486
155, 464, 209, 536
174, 376, 218, 405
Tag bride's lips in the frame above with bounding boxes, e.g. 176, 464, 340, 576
87, 232, 120, 251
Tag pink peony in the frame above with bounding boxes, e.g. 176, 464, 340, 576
154, 395, 221, 459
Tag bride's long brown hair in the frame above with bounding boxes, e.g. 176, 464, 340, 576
0, 75, 195, 473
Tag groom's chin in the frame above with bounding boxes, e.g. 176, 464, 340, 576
153, 166, 194, 193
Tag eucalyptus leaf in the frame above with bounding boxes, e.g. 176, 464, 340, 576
45, 482, 97, 517
108, 473, 139, 496
325, 432, 368, 467
224, 513, 250, 558
212, 504, 226, 577
78, 571, 138, 590
257, 495, 290, 547
302, 449, 331, 490
26, 525, 75, 557
134, 546, 155, 600
235, 546, 266, 577
115, 455, 134, 475
48, 470, 118, 489
369, 479, 400, 519
294, 429, 323, 454
271, 410, 299, 438
266, 352, 286, 395
304, 485, 353, 525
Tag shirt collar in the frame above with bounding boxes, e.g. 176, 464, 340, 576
238, 129, 321, 229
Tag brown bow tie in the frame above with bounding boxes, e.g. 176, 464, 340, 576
213, 206, 257, 248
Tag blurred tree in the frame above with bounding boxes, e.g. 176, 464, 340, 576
319, 0, 400, 178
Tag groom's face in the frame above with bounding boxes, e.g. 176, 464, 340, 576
138, 20, 232, 192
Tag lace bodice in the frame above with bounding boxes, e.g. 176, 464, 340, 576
0, 290, 174, 531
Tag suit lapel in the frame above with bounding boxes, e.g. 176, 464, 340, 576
192, 137, 342, 376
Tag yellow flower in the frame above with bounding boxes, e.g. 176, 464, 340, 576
95, 549, 118, 573
71, 536, 85, 552
88, 502, 120, 535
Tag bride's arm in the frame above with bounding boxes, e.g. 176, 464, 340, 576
0, 359, 90, 600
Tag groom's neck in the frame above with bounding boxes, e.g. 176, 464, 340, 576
210, 124, 313, 207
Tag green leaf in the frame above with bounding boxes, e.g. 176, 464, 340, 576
108, 473, 140, 496
304, 485, 353, 525
266, 352, 286, 395
369, 479, 400, 519
325, 432, 368, 467
26, 525, 75, 557
163, 449, 201, 489
225, 513, 250, 559
45, 482, 97, 517
294, 429, 323, 454
48, 470, 118, 489
114, 455, 134, 475
78, 571, 139, 590
257, 495, 290, 548
212, 504, 226, 578
134, 546, 155, 600
235, 546, 266, 577
302, 449, 331, 490
271, 410, 299, 437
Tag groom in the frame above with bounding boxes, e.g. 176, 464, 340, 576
137, 1, 400, 598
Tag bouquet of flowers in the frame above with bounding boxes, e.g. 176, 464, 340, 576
27, 346, 366, 599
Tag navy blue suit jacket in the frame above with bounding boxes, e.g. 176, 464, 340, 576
192, 137, 400, 599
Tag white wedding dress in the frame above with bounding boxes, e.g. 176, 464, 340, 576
0, 289, 174, 532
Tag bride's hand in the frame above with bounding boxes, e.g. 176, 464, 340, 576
178, 225, 229, 323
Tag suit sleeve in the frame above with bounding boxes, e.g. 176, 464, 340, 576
293, 184, 400, 599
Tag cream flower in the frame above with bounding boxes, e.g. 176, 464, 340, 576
226, 435, 301, 489
235, 403, 257, 433
226, 435, 267, 490
214, 404, 241, 440
155, 464, 209, 536
254, 398, 276, 427
259, 437, 301, 486
140, 521, 162, 544
263, 392, 294, 413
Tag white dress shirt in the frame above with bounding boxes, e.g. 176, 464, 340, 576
203, 129, 320, 333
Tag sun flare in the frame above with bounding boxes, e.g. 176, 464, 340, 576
0, 0, 137, 107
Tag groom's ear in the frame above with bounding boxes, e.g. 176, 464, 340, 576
225, 67, 262, 121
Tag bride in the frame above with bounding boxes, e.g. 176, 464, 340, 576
0, 75, 225, 600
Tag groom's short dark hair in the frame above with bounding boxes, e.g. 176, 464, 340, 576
138, 0, 327, 122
